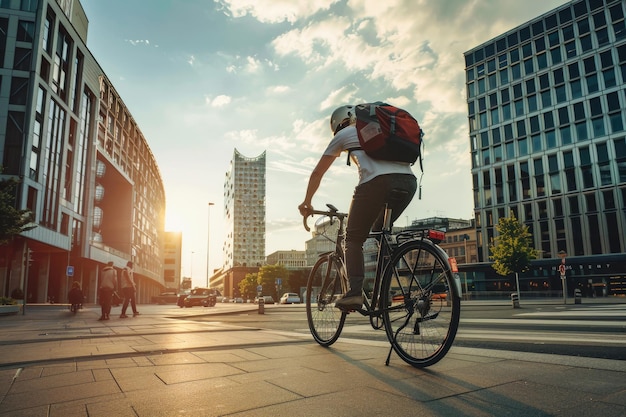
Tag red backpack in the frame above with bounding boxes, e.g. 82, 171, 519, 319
351, 102, 424, 169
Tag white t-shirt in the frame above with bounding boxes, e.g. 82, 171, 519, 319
323, 125, 414, 185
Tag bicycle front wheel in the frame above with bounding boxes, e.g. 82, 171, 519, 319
306, 255, 347, 346
381, 239, 460, 368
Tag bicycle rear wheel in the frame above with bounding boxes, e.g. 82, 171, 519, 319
306, 255, 347, 346
381, 239, 460, 368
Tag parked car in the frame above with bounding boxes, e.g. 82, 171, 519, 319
183, 288, 222, 308
280, 293, 301, 304
254, 296, 275, 304
231, 297, 244, 303
177, 292, 190, 308
152, 291, 179, 304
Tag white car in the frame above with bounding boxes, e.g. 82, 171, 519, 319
280, 293, 301, 304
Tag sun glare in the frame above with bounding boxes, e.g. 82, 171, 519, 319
165, 211, 183, 231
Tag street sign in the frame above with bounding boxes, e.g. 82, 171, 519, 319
66, 266, 74, 277
275, 278, 282, 285
257, 285, 262, 293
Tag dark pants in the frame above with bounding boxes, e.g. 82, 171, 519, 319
99, 287, 113, 318
345, 174, 417, 297
121, 287, 137, 315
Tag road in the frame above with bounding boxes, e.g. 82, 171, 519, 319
10, 299, 624, 362
180, 299, 626, 361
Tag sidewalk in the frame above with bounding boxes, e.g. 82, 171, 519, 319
0, 304, 624, 416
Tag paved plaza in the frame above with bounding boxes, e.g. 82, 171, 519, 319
0, 303, 624, 416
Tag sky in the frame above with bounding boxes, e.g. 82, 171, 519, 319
80, 0, 567, 288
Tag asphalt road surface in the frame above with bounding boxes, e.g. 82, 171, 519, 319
182, 300, 626, 361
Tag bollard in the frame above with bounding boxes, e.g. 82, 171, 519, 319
574, 289, 582, 304
258, 297, 265, 314
511, 292, 520, 309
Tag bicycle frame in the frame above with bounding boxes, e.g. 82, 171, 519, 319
305, 204, 463, 367
305, 205, 462, 318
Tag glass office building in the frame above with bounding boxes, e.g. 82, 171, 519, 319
464, 0, 626, 296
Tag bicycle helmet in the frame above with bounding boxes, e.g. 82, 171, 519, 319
330, 105, 355, 135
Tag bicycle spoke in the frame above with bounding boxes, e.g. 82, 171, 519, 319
381, 240, 460, 368
306, 256, 346, 346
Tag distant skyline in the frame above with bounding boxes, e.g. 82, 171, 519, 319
81, 0, 567, 287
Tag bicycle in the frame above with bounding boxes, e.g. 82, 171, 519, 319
302, 200, 462, 368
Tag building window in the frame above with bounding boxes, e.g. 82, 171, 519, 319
564, 151, 577, 191
16, 20, 34, 42
605, 212, 622, 253
520, 161, 531, 199
615, 137, 626, 183
534, 158, 545, 197
9, 77, 29, 105
507, 164, 517, 202
548, 154, 561, 194
555, 218, 566, 255
586, 73, 599, 92
560, 125, 572, 145
52, 26, 72, 101
588, 214, 602, 254
518, 138, 528, 157
571, 216, 584, 256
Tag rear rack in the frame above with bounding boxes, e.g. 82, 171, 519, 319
396, 228, 446, 244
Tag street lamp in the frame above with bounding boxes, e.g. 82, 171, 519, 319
206, 202, 214, 288
190, 251, 194, 281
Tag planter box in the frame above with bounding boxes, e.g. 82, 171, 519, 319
0, 305, 20, 315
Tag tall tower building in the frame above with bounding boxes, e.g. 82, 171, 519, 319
464, 0, 626, 294
223, 149, 266, 269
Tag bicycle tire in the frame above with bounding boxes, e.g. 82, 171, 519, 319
380, 239, 460, 368
306, 255, 347, 346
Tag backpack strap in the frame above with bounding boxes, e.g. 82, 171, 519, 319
346, 147, 361, 166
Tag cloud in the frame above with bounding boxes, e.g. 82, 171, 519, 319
266, 85, 291, 94
207, 95, 232, 107
125, 39, 157, 47
224, 129, 299, 152
320, 85, 358, 112
215, 0, 340, 23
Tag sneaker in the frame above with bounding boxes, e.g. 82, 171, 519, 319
119, 314, 128, 318
335, 295, 363, 311
133, 312, 140, 317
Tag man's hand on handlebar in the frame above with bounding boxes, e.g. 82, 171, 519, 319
299, 202, 314, 232
298, 202, 313, 217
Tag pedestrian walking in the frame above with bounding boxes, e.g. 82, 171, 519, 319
120, 261, 140, 318
98, 261, 117, 320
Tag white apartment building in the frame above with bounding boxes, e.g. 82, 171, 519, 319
222, 149, 266, 269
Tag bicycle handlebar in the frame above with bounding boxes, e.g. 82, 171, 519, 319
302, 205, 347, 232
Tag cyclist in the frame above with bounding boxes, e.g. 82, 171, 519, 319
298, 105, 417, 311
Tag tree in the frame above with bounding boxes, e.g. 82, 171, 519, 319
258, 264, 289, 300
238, 273, 258, 300
489, 215, 538, 300
286, 269, 309, 294
0, 177, 36, 245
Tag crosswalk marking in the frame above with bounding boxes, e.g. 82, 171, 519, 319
457, 329, 626, 345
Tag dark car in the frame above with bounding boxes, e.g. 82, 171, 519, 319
183, 288, 222, 308
177, 292, 189, 308
152, 291, 179, 304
